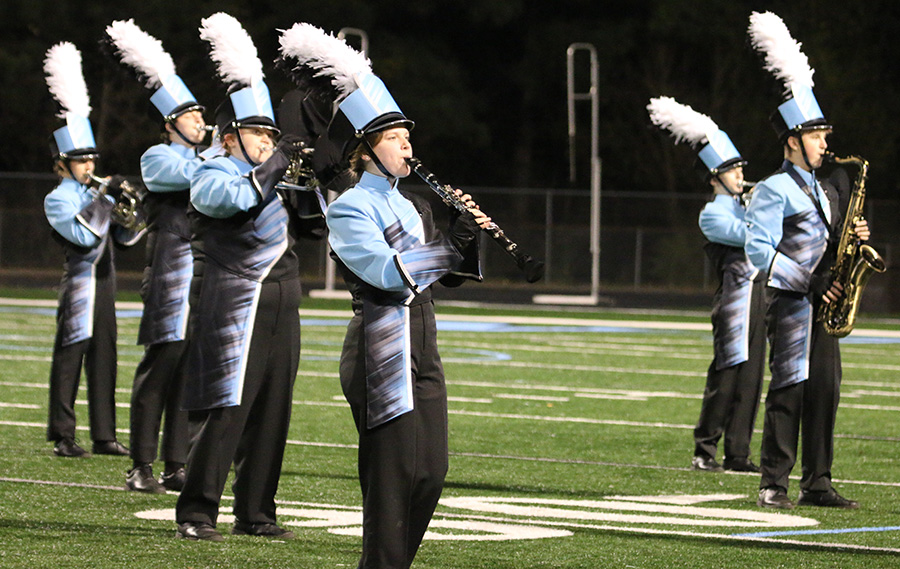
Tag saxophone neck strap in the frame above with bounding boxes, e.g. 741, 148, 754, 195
781, 160, 832, 235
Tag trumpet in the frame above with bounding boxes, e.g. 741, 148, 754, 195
197, 125, 215, 133
406, 157, 545, 283
275, 140, 318, 192
87, 172, 146, 232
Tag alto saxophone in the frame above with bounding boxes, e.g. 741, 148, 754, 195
817, 153, 886, 337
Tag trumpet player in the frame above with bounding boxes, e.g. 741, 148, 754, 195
647, 97, 765, 475
746, 12, 867, 510
174, 13, 324, 543
104, 19, 209, 494
43, 43, 136, 459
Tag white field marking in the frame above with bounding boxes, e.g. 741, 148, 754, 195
0, 354, 51, 363
0, 402, 39, 409
443, 359, 704, 377
495, 393, 570, 403
574, 391, 701, 401
844, 362, 900, 372
442, 340, 710, 360
439, 496, 817, 528
73, 400, 131, 409
449, 408, 694, 430
547, 337, 710, 348
842, 404, 900, 412
437, 512, 900, 554
846, 389, 900, 397
450, 379, 703, 400
448, 396, 494, 404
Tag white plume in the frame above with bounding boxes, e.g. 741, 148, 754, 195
199, 12, 264, 86
43, 42, 91, 119
105, 19, 176, 89
647, 96, 717, 146
278, 22, 372, 98
748, 11, 815, 95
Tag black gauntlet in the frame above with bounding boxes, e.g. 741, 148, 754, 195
249, 135, 301, 199
448, 210, 481, 252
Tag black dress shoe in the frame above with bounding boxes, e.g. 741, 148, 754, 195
231, 521, 296, 539
126, 464, 166, 494
798, 489, 859, 509
159, 467, 186, 491
53, 438, 90, 458
691, 455, 724, 472
176, 522, 224, 542
92, 440, 130, 456
723, 457, 761, 473
757, 487, 795, 509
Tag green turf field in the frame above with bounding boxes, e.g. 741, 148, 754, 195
1, 295, 898, 568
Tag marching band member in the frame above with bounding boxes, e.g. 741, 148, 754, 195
43, 43, 139, 459
174, 13, 324, 542
104, 19, 208, 493
746, 12, 867, 509
648, 97, 765, 474
277, 23, 487, 568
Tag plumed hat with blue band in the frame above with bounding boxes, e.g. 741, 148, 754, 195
697, 130, 745, 174
44, 42, 99, 159
748, 11, 831, 140
647, 96, 746, 178
276, 23, 413, 162
53, 113, 98, 158
149, 74, 203, 119
105, 20, 204, 121
200, 12, 278, 134
338, 73, 413, 135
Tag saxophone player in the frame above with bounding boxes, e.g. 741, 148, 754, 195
746, 12, 868, 510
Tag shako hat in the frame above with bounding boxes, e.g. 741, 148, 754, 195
647, 96, 746, 179
44, 42, 99, 160
199, 12, 278, 135
748, 11, 831, 142
275, 22, 413, 171
104, 19, 204, 122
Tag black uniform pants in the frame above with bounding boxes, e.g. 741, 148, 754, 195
759, 319, 841, 493
129, 340, 189, 465
340, 301, 449, 569
46, 283, 118, 443
694, 280, 766, 461
176, 278, 300, 527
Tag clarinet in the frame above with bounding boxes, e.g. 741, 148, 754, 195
406, 158, 545, 283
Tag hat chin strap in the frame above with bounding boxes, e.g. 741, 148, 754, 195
234, 125, 259, 167
169, 121, 199, 149
713, 173, 741, 197
795, 133, 818, 183
361, 136, 394, 179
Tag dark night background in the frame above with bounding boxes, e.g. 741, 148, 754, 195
1, 0, 898, 302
